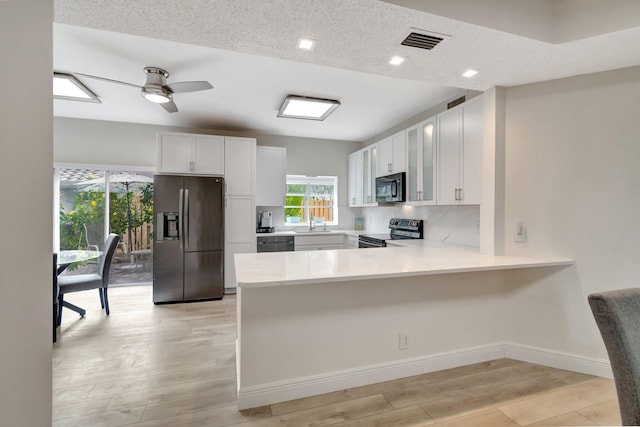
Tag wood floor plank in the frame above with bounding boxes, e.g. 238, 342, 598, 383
420, 373, 577, 421
52, 286, 620, 427
497, 378, 617, 426
329, 405, 434, 427
524, 410, 597, 426
433, 408, 520, 427
576, 399, 621, 426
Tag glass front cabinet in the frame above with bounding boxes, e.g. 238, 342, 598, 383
406, 118, 436, 205
362, 144, 377, 206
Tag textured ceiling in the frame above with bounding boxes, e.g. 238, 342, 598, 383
53, 0, 640, 141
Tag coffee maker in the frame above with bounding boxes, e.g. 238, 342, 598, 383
256, 211, 274, 233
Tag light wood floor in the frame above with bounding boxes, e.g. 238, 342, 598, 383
53, 286, 621, 427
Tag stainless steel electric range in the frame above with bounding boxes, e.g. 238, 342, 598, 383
358, 218, 423, 248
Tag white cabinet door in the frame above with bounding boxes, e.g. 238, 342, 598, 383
348, 151, 363, 207
378, 136, 393, 176
437, 97, 483, 205
437, 108, 462, 205
407, 119, 436, 205
157, 133, 193, 173
461, 99, 483, 205
224, 137, 256, 196
362, 145, 377, 205
391, 130, 406, 173
225, 196, 256, 289
157, 132, 225, 175
193, 135, 224, 175
406, 125, 420, 203
420, 119, 437, 204
294, 234, 345, 251
377, 130, 406, 176
256, 146, 286, 206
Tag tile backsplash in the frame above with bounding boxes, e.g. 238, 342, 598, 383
362, 204, 480, 248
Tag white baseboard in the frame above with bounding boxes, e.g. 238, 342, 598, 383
237, 341, 612, 410
503, 342, 612, 378
237, 343, 504, 410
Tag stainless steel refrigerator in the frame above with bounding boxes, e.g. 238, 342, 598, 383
153, 175, 224, 303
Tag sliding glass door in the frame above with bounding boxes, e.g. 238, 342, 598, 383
56, 168, 154, 285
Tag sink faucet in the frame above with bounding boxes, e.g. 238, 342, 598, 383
309, 214, 315, 231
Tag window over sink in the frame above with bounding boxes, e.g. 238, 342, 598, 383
285, 175, 338, 226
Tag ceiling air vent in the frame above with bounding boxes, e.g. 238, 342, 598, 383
447, 96, 466, 110
401, 31, 444, 50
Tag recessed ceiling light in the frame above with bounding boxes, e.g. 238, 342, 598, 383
53, 72, 100, 103
277, 95, 340, 121
462, 69, 478, 78
297, 38, 316, 51
389, 56, 406, 65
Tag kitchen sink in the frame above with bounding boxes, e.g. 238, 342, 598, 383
294, 230, 334, 234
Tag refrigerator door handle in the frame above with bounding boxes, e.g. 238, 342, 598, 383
184, 189, 190, 250
179, 189, 184, 250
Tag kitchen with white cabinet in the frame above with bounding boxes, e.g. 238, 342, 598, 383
35, 2, 640, 425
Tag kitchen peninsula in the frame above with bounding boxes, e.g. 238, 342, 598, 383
234, 247, 573, 409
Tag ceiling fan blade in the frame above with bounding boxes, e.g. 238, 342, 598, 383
160, 100, 178, 113
74, 72, 142, 89
165, 81, 213, 93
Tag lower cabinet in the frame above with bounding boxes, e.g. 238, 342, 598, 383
225, 196, 256, 290
294, 234, 346, 251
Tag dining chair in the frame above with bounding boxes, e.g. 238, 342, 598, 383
588, 288, 640, 426
58, 233, 120, 324
53, 253, 59, 343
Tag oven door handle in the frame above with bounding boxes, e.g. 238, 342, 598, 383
391, 180, 397, 197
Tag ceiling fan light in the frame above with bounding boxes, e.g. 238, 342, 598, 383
143, 91, 172, 104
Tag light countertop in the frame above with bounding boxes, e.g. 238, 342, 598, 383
235, 247, 573, 288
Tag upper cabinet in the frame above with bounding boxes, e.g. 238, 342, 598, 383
406, 118, 437, 205
348, 151, 363, 207
377, 130, 406, 177
224, 137, 256, 196
346, 94, 484, 209
437, 97, 483, 205
348, 144, 377, 208
157, 132, 225, 175
361, 144, 377, 206
256, 146, 287, 206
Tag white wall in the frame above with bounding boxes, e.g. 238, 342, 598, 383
0, 1, 53, 425
256, 135, 361, 229
502, 65, 640, 358
54, 118, 362, 228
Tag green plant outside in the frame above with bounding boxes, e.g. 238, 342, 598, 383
60, 183, 154, 251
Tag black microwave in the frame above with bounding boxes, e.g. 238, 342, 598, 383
375, 172, 406, 203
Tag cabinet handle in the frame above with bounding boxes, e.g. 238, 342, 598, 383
419, 190, 422, 201
458, 188, 463, 201
189, 161, 195, 172
388, 163, 392, 173
454, 188, 459, 201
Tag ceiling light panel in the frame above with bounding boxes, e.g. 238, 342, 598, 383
297, 38, 316, 51
277, 95, 340, 121
462, 69, 478, 78
53, 72, 100, 103
389, 56, 405, 65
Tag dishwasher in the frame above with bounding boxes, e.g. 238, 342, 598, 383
257, 235, 295, 252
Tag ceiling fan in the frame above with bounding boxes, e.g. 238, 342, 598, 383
75, 67, 213, 113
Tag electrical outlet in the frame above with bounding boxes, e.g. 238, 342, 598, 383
514, 221, 527, 242
399, 333, 408, 350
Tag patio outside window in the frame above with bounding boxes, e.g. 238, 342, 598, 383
56, 168, 154, 286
